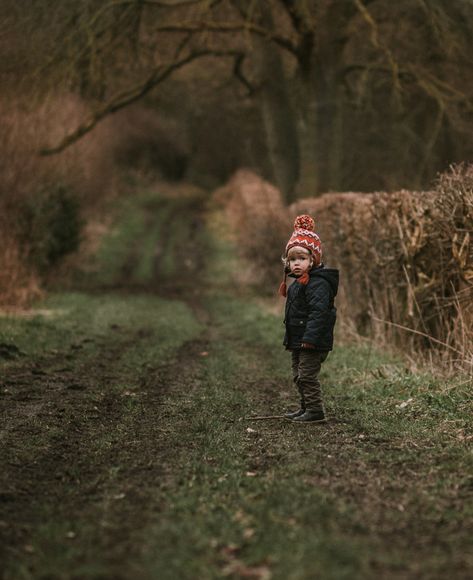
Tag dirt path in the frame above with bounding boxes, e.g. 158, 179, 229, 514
0, 191, 211, 577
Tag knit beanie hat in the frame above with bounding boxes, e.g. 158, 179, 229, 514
278, 215, 322, 297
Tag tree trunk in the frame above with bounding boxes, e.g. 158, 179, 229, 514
234, 0, 299, 202
294, 45, 346, 196
314, 56, 345, 193
292, 2, 355, 196
294, 87, 319, 196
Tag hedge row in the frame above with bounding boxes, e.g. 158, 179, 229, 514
217, 165, 473, 366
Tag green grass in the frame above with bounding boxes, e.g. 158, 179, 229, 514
89, 196, 148, 285
83, 192, 176, 286
135, 291, 472, 579
0, 292, 202, 369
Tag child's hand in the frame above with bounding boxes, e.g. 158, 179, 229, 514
301, 342, 316, 349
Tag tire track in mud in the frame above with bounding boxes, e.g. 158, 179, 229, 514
0, 191, 210, 576
1, 334, 211, 572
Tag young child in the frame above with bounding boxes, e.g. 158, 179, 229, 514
279, 215, 339, 423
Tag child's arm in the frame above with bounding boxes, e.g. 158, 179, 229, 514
302, 279, 334, 350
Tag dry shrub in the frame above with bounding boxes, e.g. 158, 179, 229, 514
32, 96, 119, 210
291, 164, 473, 367
0, 94, 120, 214
0, 226, 43, 308
0, 94, 119, 306
212, 169, 290, 289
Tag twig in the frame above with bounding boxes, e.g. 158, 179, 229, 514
353, 0, 402, 101
372, 316, 463, 355
245, 415, 285, 420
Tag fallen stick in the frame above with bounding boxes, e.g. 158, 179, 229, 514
245, 415, 285, 420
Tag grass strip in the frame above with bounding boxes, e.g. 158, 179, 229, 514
139, 292, 472, 580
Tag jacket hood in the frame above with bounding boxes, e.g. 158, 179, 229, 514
309, 264, 339, 296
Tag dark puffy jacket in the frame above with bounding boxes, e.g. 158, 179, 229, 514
283, 265, 339, 351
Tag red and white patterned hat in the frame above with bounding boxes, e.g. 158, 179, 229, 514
285, 215, 322, 265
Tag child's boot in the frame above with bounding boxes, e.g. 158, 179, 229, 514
292, 407, 326, 423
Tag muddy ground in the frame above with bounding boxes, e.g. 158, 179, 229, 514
0, 192, 209, 574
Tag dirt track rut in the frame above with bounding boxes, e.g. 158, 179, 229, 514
0, 193, 210, 576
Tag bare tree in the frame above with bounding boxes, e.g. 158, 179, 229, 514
3, 0, 472, 198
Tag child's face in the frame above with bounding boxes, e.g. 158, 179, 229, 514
287, 247, 312, 276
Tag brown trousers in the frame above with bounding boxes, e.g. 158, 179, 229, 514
291, 350, 328, 412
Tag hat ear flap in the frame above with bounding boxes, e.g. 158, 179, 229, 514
278, 270, 287, 297
278, 280, 287, 297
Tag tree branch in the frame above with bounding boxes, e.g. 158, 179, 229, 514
90, 0, 224, 13
276, 0, 311, 35
39, 49, 246, 155
35, 0, 224, 77
372, 316, 464, 355
151, 20, 298, 56
343, 63, 415, 82
232, 52, 254, 94
353, 0, 402, 101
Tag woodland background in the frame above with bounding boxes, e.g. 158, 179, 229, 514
0, 0, 472, 363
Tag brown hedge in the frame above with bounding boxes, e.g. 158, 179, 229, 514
216, 165, 472, 366
213, 169, 290, 288
291, 164, 473, 366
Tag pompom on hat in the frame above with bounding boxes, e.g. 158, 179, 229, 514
285, 215, 322, 260
278, 215, 322, 297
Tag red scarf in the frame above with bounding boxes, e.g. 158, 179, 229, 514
278, 271, 310, 297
